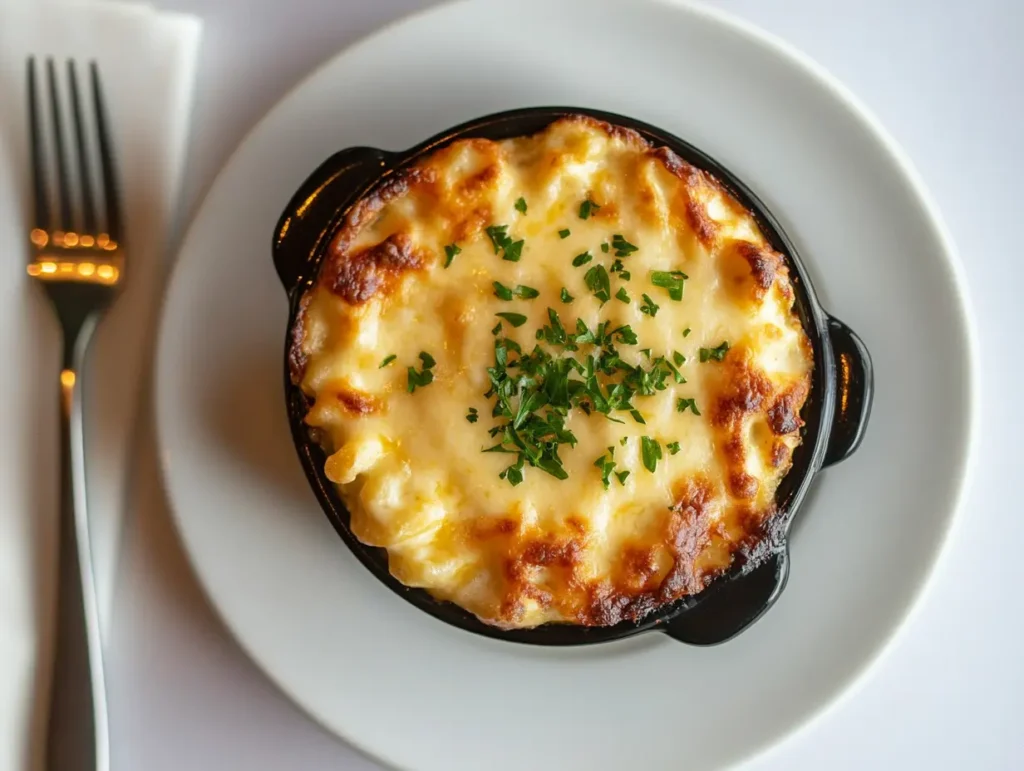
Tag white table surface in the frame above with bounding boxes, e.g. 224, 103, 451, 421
106, 0, 1022, 769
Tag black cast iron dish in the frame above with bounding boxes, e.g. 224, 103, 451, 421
272, 107, 873, 646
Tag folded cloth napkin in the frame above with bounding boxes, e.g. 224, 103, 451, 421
0, 2, 201, 768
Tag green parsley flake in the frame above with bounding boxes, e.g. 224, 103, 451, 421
579, 198, 601, 219
584, 264, 611, 305
495, 312, 528, 328
560, 287, 574, 303
443, 243, 461, 268
594, 451, 617, 489
485, 224, 524, 261
673, 351, 686, 366
572, 250, 593, 267
494, 282, 538, 300
601, 242, 610, 253
407, 354, 435, 393
378, 354, 397, 369
683, 327, 692, 337
515, 197, 528, 214
611, 234, 638, 257
666, 441, 681, 455
615, 286, 630, 303
559, 228, 571, 239
699, 341, 730, 362
650, 270, 688, 301
639, 293, 660, 317
485, 224, 509, 254
466, 407, 479, 423
677, 398, 701, 415
640, 436, 662, 473
503, 239, 524, 262
493, 281, 514, 301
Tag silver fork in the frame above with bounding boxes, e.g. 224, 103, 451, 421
26, 57, 123, 771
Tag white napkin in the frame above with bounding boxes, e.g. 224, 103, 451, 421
0, 2, 201, 768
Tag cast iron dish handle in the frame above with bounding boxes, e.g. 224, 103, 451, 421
272, 147, 390, 295
822, 316, 873, 467
662, 314, 873, 645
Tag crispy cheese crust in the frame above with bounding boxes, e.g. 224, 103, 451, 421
292, 116, 813, 629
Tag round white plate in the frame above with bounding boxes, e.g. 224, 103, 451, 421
155, 1, 976, 769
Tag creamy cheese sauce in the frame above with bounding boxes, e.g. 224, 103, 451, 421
295, 117, 812, 627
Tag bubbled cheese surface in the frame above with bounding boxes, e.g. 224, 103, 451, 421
293, 116, 813, 628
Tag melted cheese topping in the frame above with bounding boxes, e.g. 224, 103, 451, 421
293, 116, 813, 628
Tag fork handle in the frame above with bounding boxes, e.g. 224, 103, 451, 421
46, 354, 109, 771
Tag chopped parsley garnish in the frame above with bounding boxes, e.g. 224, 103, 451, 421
629, 409, 646, 424
699, 341, 730, 362
494, 281, 539, 300
495, 312, 528, 328
407, 368, 433, 392
485, 224, 524, 262
584, 264, 611, 305
673, 351, 686, 366
503, 239, 524, 262
640, 436, 662, 473
559, 228, 571, 239
611, 234, 638, 257
443, 243, 461, 268
615, 286, 630, 303
683, 327, 692, 337
664, 358, 685, 384
613, 324, 638, 345
650, 270, 688, 301
485, 224, 509, 254
666, 441, 681, 455
579, 198, 601, 219
407, 351, 436, 393
639, 293, 660, 317
515, 196, 528, 214
594, 448, 617, 489
593, 447, 631, 489
466, 407, 479, 423
572, 250, 593, 267
601, 242, 610, 253
676, 397, 701, 415
560, 287, 574, 303
619, 436, 629, 446
379, 354, 397, 369
610, 259, 631, 280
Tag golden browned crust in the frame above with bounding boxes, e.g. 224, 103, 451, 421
291, 114, 814, 629
332, 383, 382, 416
322, 232, 426, 305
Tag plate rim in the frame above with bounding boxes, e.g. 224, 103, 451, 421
153, 0, 980, 768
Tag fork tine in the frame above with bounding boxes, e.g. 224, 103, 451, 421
67, 61, 97, 235
27, 57, 50, 232
89, 62, 121, 242
45, 58, 73, 231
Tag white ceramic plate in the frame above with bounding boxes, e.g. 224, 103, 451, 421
155, 1, 976, 769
